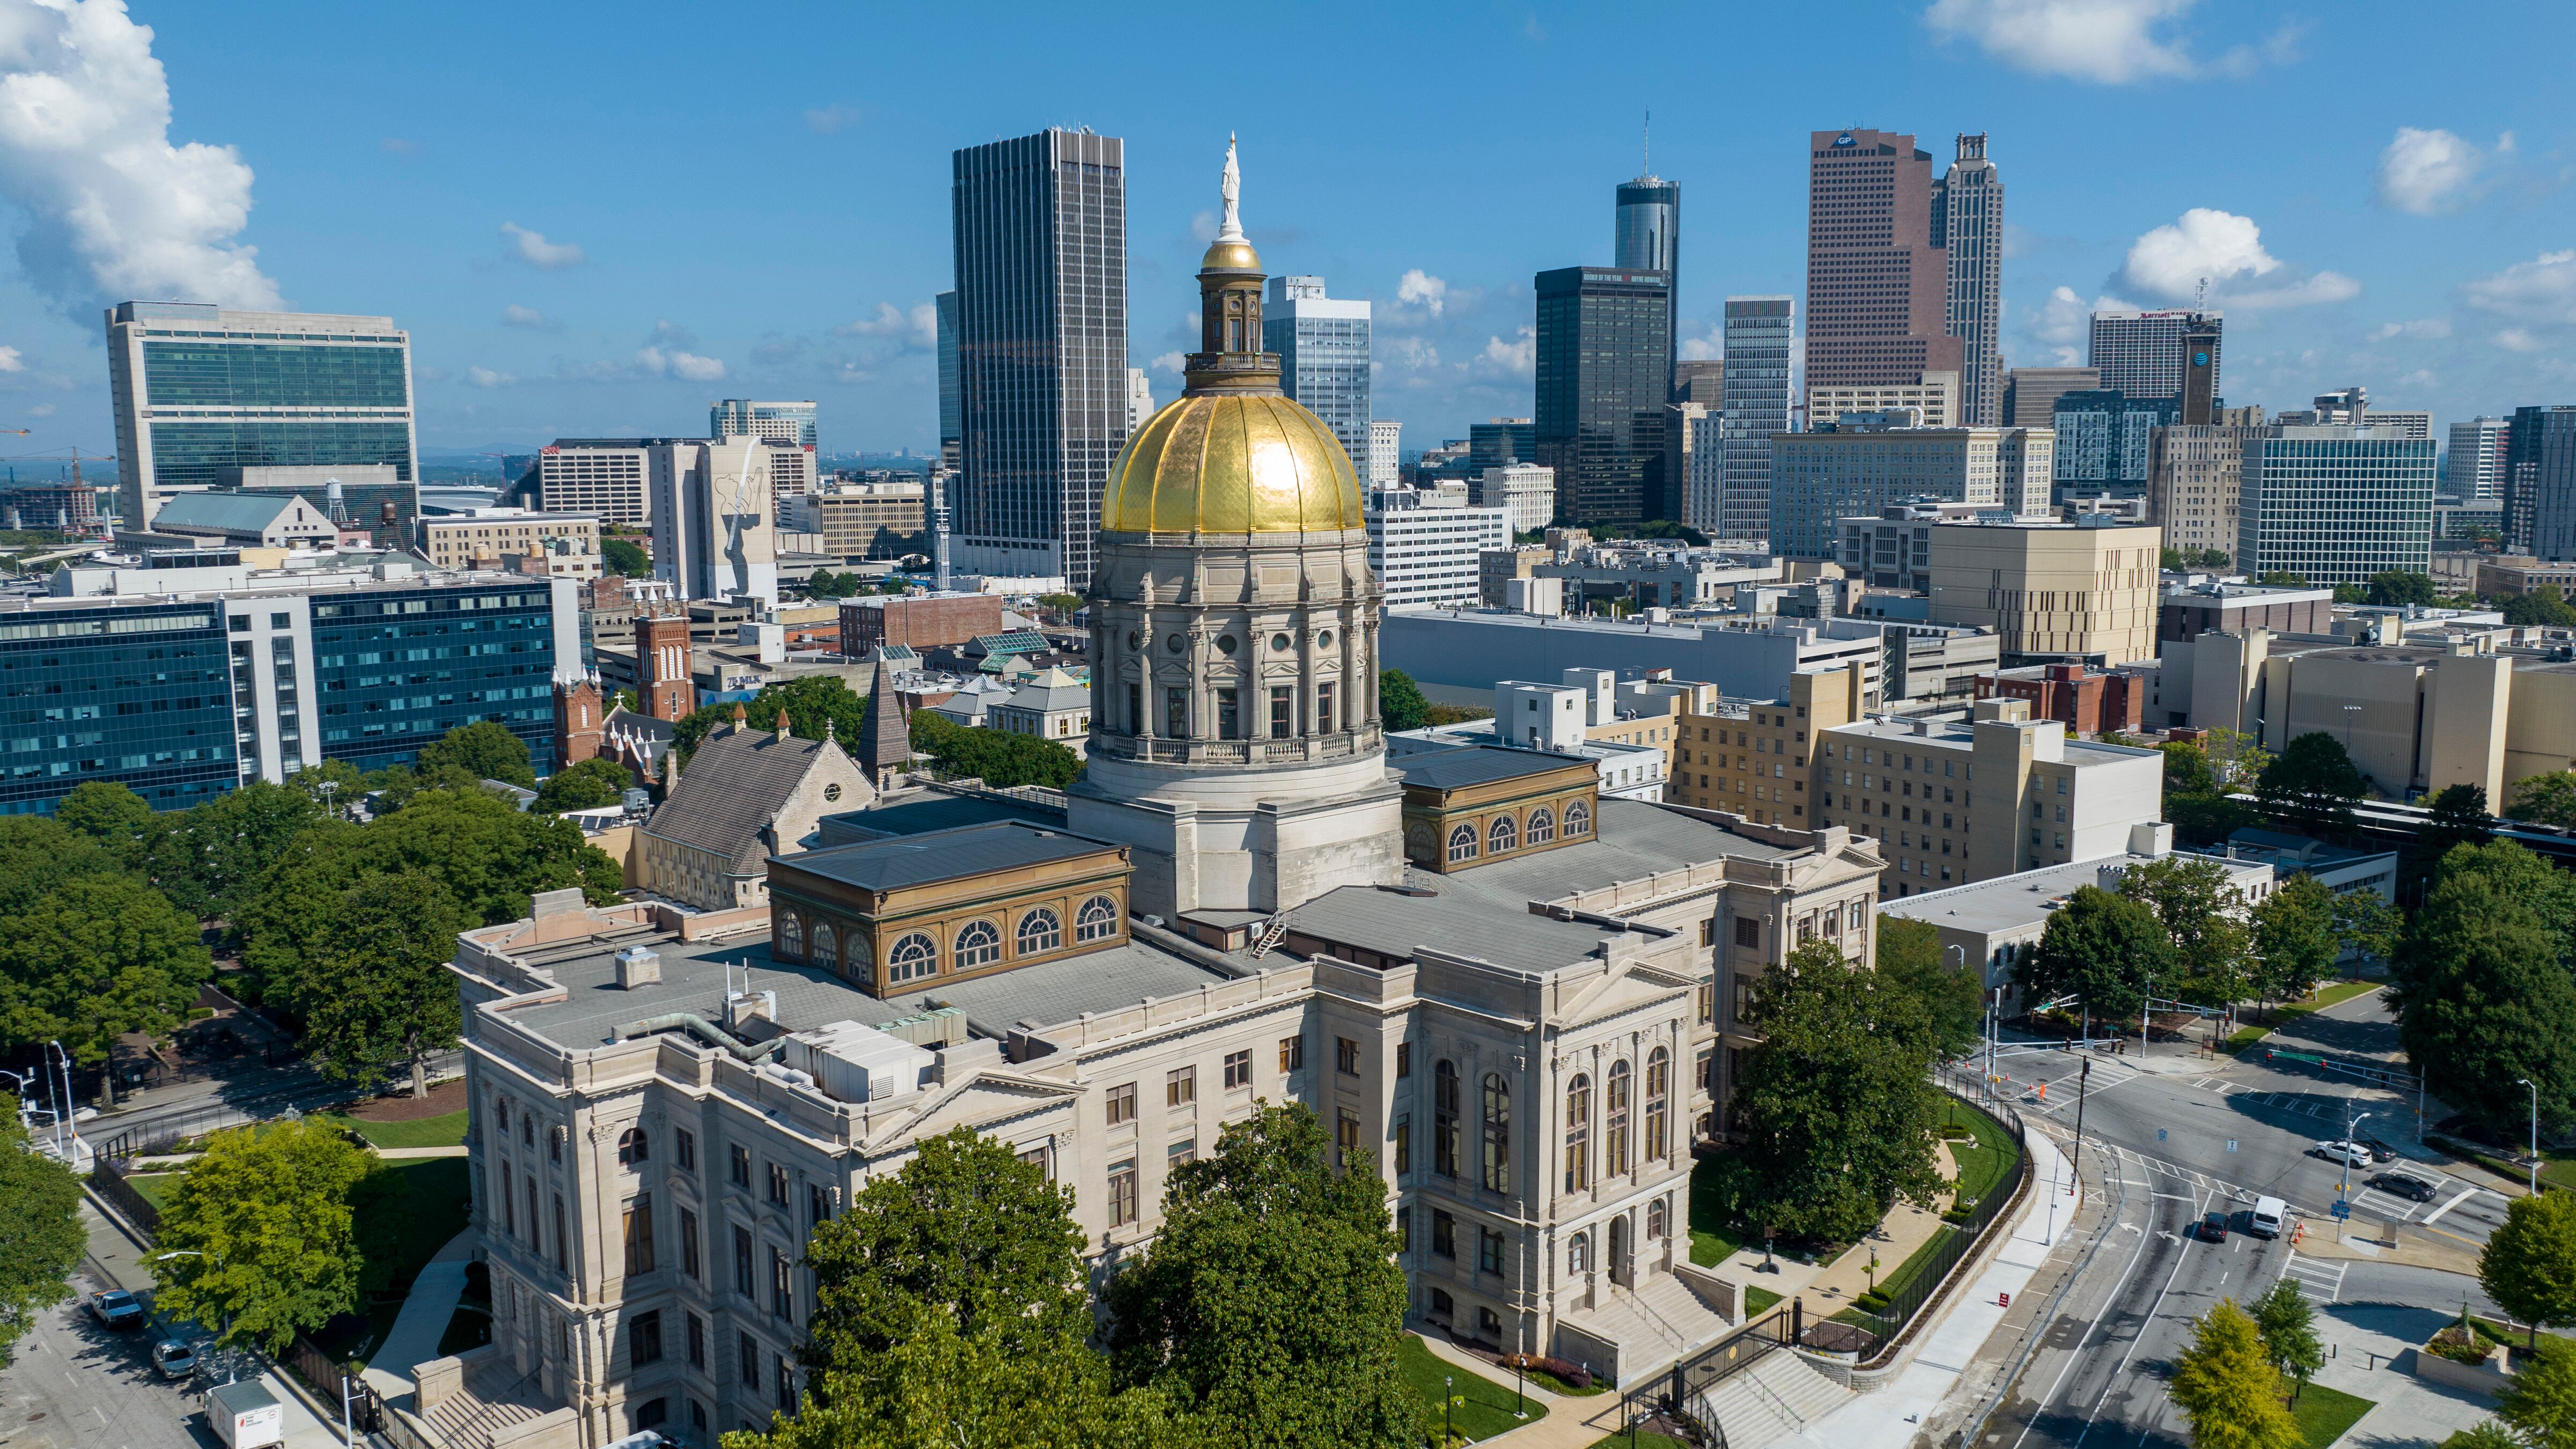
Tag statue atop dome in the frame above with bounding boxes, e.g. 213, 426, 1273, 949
1218, 133, 1243, 243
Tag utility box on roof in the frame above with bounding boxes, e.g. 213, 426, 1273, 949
784, 1020, 935, 1104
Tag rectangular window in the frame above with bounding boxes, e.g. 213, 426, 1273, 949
1393, 1114, 1412, 1175
629, 1310, 664, 1366
686, 1313, 706, 1370
1432, 1209, 1457, 1257
767, 1163, 790, 1207
1278, 1035, 1304, 1073
1127, 681, 1142, 736
621, 1194, 656, 1276
1107, 1082, 1137, 1126
1270, 686, 1292, 739
1479, 1227, 1506, 1277
776, 1354, 793, 1409
1396, 1041, 1411, 1078
1109, 1159, 1139, 1227
1318, 683, 1336, 735
679, 1209, 700, 1281
552, 1195, 567, 1271
1223, 1049, 1252, 1090
808, 1183, 832, 1225
769, 1249, 792, 1321
1696, 982, 1714, 1024
501, 1166, 516, 1235
1168, 1137, 1196, 1170
1734, 916, 1761, 949
730, 1144, 750, 1189
1165, 687, 1188, 740
740, 1333, 759, 1388
733, 1225, 754, 1297
675, 1129, 695, 1171
1166, 1066, 1195, 1107
1337, 1108, 1361, 1166
1336, 1036, 1361, 1076
1217, 688, 1240, 741
1699, 919, 1715, 947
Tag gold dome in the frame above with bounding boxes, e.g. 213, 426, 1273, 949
1199, 237, 1261, 271
1102, 392, 1363, 534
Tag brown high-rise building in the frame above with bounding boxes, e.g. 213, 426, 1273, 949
1804, 128, 1962, 398
636, 613, 695, 722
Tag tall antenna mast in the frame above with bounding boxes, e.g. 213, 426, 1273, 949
1643, 110, 1651, 175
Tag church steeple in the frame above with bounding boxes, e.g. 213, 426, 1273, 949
1184, 135, 1280, 398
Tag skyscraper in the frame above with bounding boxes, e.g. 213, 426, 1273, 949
2002, 367, 2100, 428
951, 128, 1128, 586
1368, 420, 1402, 487
1671, 361, 1724, 404
710, 399, 818, 447
1615, 172, 1679, 397
106, 301, 418, 531
1719, 296, 1793, 545
1534, 266, 1673, 526
1262, 274, 1372, 468
2087, 309, 2223, 407
1468, 417, 1535, 469
2508, 406, 2576, 558
1932, 134, 2004, 426
1802, 129, 1962, 398
935, 290, 961, 471
2238, 425, 2435, 585
2448, 416, 2510, 500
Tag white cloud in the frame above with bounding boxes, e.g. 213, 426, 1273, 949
2018, 284, 2132, 366
26, 400, 54, 416
1924, 0, 2297, 83
2118, 208, 2356, 310
1396, 269, 1447, 318
1475, 327, 1535, 378
499, 222, 584, 269
635, 346, 725, 383
2396, 369, 2437, 390
466, 366, 514, 388
1678, 325, 1720, 362
0, 0, 282, 315
834, 301, 937, 349
803, 104, 859, 136
2464, 251, 2576, 326
2375, 128, 2501, 216
1149, 351, 1186, 375
0, 345, 20, 372
2497, 328, 2545, 353
1386, 336, 1440, 372
2369, 317, 2452, 341
501, 303, 558, 332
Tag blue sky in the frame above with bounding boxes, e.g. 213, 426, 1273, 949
2, 0, 2573, 465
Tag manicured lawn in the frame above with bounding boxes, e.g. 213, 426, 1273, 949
2221, 981, 2381, 1053
1589, 1430, 1693, 1449
124, 1172, 179, 1211
2427, 1137, 2576, 1195
1397, 1334, 1548, 1440
2288, 1384, 2375, 1447
1745, 1286, 1783, 1319
1688, 1154, 1745, 1267
317, 1109, 468, 1150
367, 1157, 472, 1290
1944, 1101, 2021, 1207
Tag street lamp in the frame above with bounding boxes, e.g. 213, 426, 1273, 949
2521, 1079, 2541, 1196
2337, 1110, 2371, 1241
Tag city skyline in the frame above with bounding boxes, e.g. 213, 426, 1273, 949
0, 1, 2570, 466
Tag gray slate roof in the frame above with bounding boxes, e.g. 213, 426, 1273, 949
816, 792, 1060, 846
884, 940, 1229, 1033
151, 491, 308, 535
1396, 745, 1592, 792
645, 725, 829, 872
779, 820, 1107, 892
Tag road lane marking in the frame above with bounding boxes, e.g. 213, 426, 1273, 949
2152, 1193, 2196, 1201
2011, 1163, 2160, 1449
2074, 1185, 2210, 1447
2423, 1188, 2477, 1225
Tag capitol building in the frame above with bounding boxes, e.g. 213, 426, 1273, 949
437, 149, 1887, 1449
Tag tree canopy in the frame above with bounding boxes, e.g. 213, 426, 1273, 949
150, 1120, 373, 1352
416, 720, 538, 788
2503, 591, 2576, 628
0, 1095, 83, 1367
2482, 1191, 2576, 1354
2501, 1336, 2576, 1449
2170, 1300, 2301, 1449
2513, 773, 2576, 829
534, 756, 636, 814
910, 712, 1081, 791
1728, 939, 1946, 1242
2249, 873, 2339, 1006
266, 870, 475, 1099
1378, 669, 1433, 734
2364, 569, 2438, 607
2249, 1278, 2324, 1400
2115, 855, 2253, 1007
601, 536, 650, 576
1105, 1102, 1424, 1449
0, 873, 212, 1099
2254, 732, 2366, 839
2388, 842, 2576, 1136
2014, 884, 2171, 1024
1875, 915, 1983, 1058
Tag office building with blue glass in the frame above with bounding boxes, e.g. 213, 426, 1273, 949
1262, 275, 1372, 470
107, 301, 418, 532
1, 566, 579, 815
2236, 426, 2437, 588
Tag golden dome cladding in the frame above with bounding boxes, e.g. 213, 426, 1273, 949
1101, 392, 1362, 534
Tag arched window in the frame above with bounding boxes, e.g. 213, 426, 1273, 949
1647, 1197, 1669, 1240
1434, 1060, 1461, 1179
1447, 823, 1478, 864
1075, 895, 1120, 942
954, 920, 1002, 969
1488, 814, 1518, 854
617, 1128, 647, 1166
1569, 1232, 1591, 1275
1605, 1061, 1631, 1178
1564, 1075, 1592, 1193
1644, 1047, 1671, 1164
1526, 807, 1555, 845
887, 932, 939, 983
1480, 1072, 1511, 1193
779, 914, 803, 959
1017, 908, 1062, 955
1565, 799, 1592, 837
812, 921, 836, 967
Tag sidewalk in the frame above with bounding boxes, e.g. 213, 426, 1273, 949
360, 1229, 478, 1399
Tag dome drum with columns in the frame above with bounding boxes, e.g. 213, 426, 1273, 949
1066, 139, 1407, 919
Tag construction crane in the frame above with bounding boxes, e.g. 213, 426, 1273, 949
0, 429, 28, 437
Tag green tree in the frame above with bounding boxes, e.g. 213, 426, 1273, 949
2015, 885, 2172, 1025
1875, 915, 1983, 1058
268, 871, 474, 1100
2249, 1278, 2324, 1401
2502, 1335, 2576, 1449
2441, 1424, 2521, 1449
2431, 840, 2576, 961
2170, 1300, 2300, 1449
1729, 939, 1945, 1242
148, 780, 326, 923
417, 720, 538, 788
2512, 772, 2576, 829
0, 815, 122, 918
2116, 855, 2253, 1007
149, 1120, 372, 1352
909, 712, 1081, 791
534, 757, 636, 814
2482, 1193, 2576, 1354
601, 536, 650, 576
2162, 740, 2219, 797
674, 676, 873, 771
2255, 570, 2310, 588
2200, 728, 2273, 791
2504, 591, 2576, 628
0, 874, 211, 1104
53, 781, 154, 852
2255, 731, 2367, 839
2249, 873, 2340, 1007
771, 1127, 1175, 1449
2366, 569, 2439, 607
1036, 592, 1085, 617
1106, 1102, 1424, 1449
0, 1095, 83, 1367
2331, 889, 2402, 970
1379, 669, 1433, 733
2388, 862, 2576, 1136
2422, 783, 2497, 856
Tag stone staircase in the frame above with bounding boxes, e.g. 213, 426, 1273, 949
1689, 1351, 1851, 1449
1564, 1270, 1734, 1382
408, 1349, 568, 1449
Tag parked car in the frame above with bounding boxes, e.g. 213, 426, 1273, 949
2359, 1137, 2398, 1163
85, 1289, 145, 1331
2371, 1172, 2439, 1202
151, 1338, 198, 1379
2200, 1211, 2229, 1242
2314, 1140, 2373, 1168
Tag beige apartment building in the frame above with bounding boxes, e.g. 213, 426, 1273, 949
2149, 424, 2262, 564
1671, 663, 1867, 826
1805, 371, 1959, 428
421, 510, 603, 573
779, 480, 925, 558
1926, 518, 2161, 666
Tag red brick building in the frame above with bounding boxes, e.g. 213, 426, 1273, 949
1973, 663, 2148, 737
838, 592, 1006, 654
637, 613, 695, 721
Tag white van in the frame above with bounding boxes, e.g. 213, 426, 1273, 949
2248, 1196, 2287, 1239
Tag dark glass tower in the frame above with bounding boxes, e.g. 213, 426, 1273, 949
1535, 266, 1673, 526
2509, 405, 2576, 558
950, 128, 1128, 587
1615, 175, 1680, 399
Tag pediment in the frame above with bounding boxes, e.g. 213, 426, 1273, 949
1554, 955, 1695, 1026
859, 1068, 1083, 1151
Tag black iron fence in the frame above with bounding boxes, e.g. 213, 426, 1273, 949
1829, 1073, 2036, 1365
91, 1153, 163, 1235
1616, 1301, 1798, 1445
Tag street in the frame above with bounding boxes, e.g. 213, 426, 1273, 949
0, 1203, 235, 1449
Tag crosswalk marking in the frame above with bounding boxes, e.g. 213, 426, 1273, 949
2423, 1188, 2479, 1226
2281, 1253, 2347, 1304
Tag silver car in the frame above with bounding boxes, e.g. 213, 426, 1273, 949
150, 1338, 197, 1380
